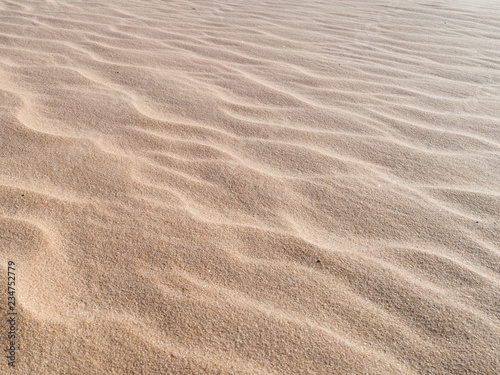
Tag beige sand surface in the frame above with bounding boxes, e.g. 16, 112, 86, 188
1, 0, 499, 373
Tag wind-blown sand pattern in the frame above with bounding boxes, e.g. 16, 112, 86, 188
1, 0, 499, 373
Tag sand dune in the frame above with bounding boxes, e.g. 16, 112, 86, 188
1, 0, 499, 373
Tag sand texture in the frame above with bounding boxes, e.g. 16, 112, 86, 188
1, 0, 499, 373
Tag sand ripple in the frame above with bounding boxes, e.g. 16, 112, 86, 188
1, 0, 499, 373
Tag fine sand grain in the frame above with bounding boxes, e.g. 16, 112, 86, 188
1, 0, 499, 374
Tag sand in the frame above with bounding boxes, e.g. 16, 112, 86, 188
1, 0, 499, 373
